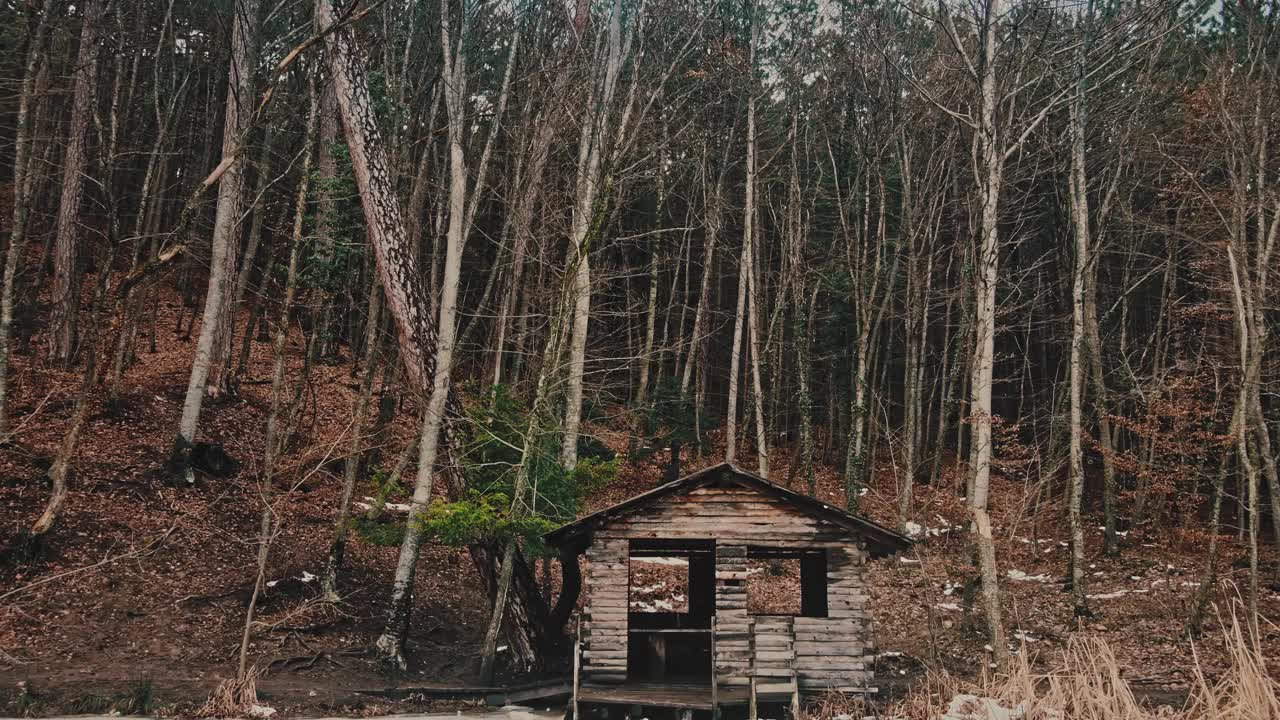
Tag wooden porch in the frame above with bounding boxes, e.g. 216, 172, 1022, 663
577, 681, 749, 710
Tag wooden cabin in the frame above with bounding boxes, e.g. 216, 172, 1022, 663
545, 462, 910, 717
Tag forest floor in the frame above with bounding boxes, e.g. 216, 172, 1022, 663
1, 285, 1278, 717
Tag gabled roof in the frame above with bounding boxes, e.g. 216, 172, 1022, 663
545, 462, 911, 558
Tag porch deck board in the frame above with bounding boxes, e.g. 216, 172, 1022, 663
578, 682, 750, 709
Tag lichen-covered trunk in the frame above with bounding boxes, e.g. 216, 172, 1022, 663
317, 0, 549, 670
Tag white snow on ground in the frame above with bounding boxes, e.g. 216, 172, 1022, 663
631, 583, 667, 594
631, 556, 688, 567
1088, 588, 1149, 600
942, 694, 1030, 719
936, 602, 962, 612
904, 516, 956, 539
1013, 630, 1039, 643
266, 570, 317, 589
354, 496, 412, 513
1006, 569, 1053, 582
630, 599, 675, 612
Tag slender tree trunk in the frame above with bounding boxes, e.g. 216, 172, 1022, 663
48, 0, 106, 366
172, 0, 260, 479
322, 281, 383, 601
360, 0, 471, 667
237, 77, 318, 678
0, 0, 58, 440
561, 0, 626, 471
680, 153, 720, 399
1067, 80, 1091, 617
736, 9, 767, 477
725, 240, 749, 466
967, 0, 1010, 669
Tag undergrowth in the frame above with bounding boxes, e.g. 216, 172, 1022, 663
872, 606, 1278, 720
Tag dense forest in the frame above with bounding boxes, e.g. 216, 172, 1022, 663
1, 0, 1278, 715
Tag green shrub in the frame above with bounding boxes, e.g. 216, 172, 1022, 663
351, 517, 406, 547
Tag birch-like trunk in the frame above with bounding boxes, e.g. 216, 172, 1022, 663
740, 9, 767, 476
173, 0, 260, 477
1066, 81, 1091, 618
562, 0, 626, 471
968, 0, 1010, 669
369, 0, 471, 667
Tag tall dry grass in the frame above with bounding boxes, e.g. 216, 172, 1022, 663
865, 609, 1278, 720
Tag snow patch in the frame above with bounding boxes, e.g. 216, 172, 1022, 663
630, 599, 675, 612
632, 557, 689, 567
1088, 588, 1149, 600
1006, 569, 1052, 583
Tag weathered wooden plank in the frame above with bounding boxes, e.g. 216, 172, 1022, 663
795, 658, 867, 670
795, 628, 863, 639
752, 669, 797, 679
795, 643, 866, 656
755, 651, 796, 662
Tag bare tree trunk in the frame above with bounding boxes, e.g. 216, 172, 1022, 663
237, 77, 318, 678
360, 0, 471, 667
725, 235, 749, 466
1066, 78, 1091, 618
322, 281, 383, 601
679, 146, 721, 400
967, 0, 1010, 670
561, 0, 627, 471
172, 0, 260, 480
47, 0, 106, 366
0, 0, 57, 439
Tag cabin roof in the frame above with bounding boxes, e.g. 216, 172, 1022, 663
545, 462, 912, 558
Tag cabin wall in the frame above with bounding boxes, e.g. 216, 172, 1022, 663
582, 538, 628, 683
712, 544, 874, 694
580, 482, 877, 693
595, 485, 852, 546
713, 545, 750, 686
795, 545, 873, 692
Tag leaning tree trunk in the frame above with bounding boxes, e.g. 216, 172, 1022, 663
372, 0, 471, 667
317, 0, 551, 671
172, 0, 260, 481
561, 0, 627, 472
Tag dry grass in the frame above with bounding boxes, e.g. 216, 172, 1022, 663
192, 666, 264, 718
845, 608, 1279, 720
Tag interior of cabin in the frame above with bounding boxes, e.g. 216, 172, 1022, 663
623, 539, 832, 684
